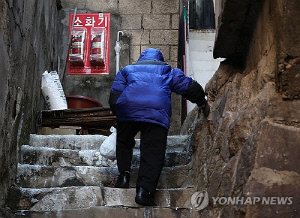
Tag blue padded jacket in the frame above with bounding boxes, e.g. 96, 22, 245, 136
109, 48, 194, 129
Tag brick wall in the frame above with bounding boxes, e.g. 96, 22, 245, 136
60, 0, 182, 134
60, 0, 179, 67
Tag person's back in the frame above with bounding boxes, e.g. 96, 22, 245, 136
110, 48, 192, 129
109, 48, 209, 206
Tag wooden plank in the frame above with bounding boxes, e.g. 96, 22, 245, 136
42, 119, 115, 126
42, 112, 114, 119
42, 107, 111, 114
43, 116, 115, 122
42, 108, 114, 118
40, 107, 116, 129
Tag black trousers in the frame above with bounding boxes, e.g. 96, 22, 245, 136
116, 121, 168, 194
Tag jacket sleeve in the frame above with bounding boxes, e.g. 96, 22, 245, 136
109, 69, 127, 114
170, 68, 207, 107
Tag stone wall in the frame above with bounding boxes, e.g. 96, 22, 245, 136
186, 0, 300, 217
59, 0, 182, 134
0, 0, 59, 212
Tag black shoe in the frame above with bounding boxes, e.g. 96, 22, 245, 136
135, 186, 157, 206
115, 172, 130, 188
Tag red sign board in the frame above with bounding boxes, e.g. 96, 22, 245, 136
67, 13, 110, 75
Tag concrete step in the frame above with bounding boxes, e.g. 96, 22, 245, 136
9, 187, 194, 211
102, 187, 194, 208
17, 164, 192, 189
20, 145, 191, 168
8, 186, 103, 211
20, 145, 117, 167
29, 134, 189, 150
14, 206, 202, 218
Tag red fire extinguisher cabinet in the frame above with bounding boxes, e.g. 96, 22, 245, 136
67, 13, 111, 75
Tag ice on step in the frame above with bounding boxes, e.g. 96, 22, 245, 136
78, 150, 116, 167
29, 134, 107, 150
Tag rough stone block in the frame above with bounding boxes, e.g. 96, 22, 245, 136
278, 57, 300, 100
119, 36, 131, 68
172, 14, 179, 29
152, 0, 180, 14
119, 0, 151, 14
243, 167, 300, 218
170, 46, 178, 61
253, 121, 300, 173
150, 30, 178, 45
130, 45, 141, 62
121, 15, 142, 30
168, 61, 178, 68
281, 1, 300, 57
124, 30, 150, 45
142, 14, 170, 30
86, 0, 118, 12
141, 45, 170, 61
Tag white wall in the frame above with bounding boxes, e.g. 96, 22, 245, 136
187, 30, 224, 113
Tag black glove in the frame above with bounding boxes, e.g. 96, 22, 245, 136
199, 100, 210, 118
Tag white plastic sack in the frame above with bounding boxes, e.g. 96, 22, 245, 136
41, 71, 68, 110
100, 126, 117, 160
50, 71, 67, 105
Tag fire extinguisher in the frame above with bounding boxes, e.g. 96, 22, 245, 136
70, 35, 84, 65
90, 34, 104, 66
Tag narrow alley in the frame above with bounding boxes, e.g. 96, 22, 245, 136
0, 0, 299, 217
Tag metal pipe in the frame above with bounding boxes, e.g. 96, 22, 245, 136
115, 31, 124, 74
117, 31, 124, 42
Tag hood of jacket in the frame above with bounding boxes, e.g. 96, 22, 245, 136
137, 48, 165, 62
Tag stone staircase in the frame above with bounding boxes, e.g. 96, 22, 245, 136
8, 134, 202, 217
